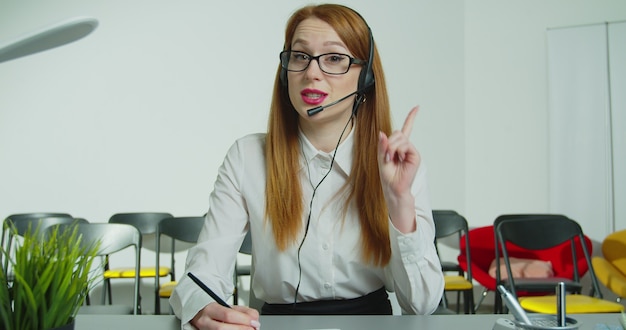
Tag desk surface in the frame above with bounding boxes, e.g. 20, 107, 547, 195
75, 313, 624, 330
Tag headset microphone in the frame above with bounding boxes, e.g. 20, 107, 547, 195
306, 90, 359, 116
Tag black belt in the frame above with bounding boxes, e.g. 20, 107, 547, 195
261, 287, 392, 315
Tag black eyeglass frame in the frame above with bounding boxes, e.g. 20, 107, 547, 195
279, 50, 366, 75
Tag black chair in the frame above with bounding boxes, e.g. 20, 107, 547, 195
2, 212, 73, 246
432, 210, 474, 314
494, 214, 582, 309
154, 216, 204, 314
494, 214, 623, 314
104, 212, 173, 313
2, 213, 77, 277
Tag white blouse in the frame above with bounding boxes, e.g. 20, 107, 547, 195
170, 130, 444, 327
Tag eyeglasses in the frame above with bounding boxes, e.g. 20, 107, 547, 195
279, 50, 366, 75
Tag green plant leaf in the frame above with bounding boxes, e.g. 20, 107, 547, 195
2, 221, 100, 329
0, 249, 14, 330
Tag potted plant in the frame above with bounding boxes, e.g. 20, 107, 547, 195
0, 222, 100, 330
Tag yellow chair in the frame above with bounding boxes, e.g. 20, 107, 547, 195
155, 216, 204, 314
592, 229, 626, 302
433, 210, 474, 314
519, 294, 624, 314
495, 215, 624, 314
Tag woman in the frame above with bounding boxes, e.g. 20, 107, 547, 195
170, 4, 444, 329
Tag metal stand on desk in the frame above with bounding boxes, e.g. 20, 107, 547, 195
494, 282, 580, 330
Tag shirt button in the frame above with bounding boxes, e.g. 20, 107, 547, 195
322, 243, 329, 250
324, 282, 332, 289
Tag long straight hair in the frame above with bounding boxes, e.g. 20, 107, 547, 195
265, 4, 392, 266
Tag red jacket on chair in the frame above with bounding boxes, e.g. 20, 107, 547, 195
457, 225, 592, 294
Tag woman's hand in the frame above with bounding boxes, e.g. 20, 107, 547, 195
377, 106, 421, 233
190, 302, 261, 330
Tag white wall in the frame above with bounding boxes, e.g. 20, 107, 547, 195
464, 0, 626, 227
546, 22, 626, 242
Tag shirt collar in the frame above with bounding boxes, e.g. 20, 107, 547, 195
298, 127, 354, 177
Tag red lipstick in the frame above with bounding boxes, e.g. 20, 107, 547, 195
301, 88, 327, 105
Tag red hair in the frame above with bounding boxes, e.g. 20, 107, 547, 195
265, 4, 392, 266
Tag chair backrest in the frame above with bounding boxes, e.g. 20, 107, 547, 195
4, 213, 72, 221
155, 216, 204, 274
433, 210, 466, 238
432, 210, 472, 280
155, 216, 204, 276
108, 212, 174, 266
109, 212, 173, 235
458, 223, 593, 292
2, 213, 77, 268
154, 216, 204, 314
62, 223, 142, 256
240, 230, 252, 255
3, 212, 73, 237
495, 214, 579, 250
494, 214, 602, 298
52, 222, 142, 315
157, 216, 204, 245
494, 214, 592, 279
601, 229, 626, 275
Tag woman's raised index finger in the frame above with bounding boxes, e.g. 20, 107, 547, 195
401, 106, 420, 136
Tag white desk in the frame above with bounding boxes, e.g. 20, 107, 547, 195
75, 313, 624, 330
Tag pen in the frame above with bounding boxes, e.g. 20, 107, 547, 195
187, 272, 231, 308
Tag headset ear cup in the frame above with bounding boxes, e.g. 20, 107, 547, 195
280, 68, 287, 87
358, 65, 375, 91
357, 27, 375, 92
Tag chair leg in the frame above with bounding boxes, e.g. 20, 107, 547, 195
155, 293, 161, 315
440, 292, 449, 309
463, 289, 475, 314
470, 289, 475, 314
494, 289, 503, 314
108, 280, 113, 305
473, 288, 488, 313
101, 278, 113, 305
102, 256, 113, 305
